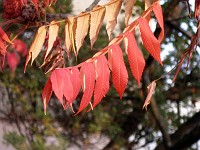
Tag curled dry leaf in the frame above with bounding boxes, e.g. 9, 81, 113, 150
125, 0, 136, 26
66, 17, 77, 57
143, 81, 156, 110
90, 6, 106, 48
75, 13, 90, 54
45, 21, 60, 59
25, 26, 47, 72
105, 0, 122, 40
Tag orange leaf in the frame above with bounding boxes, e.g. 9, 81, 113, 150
109, 44, 128, 98
75, 62, 95, 115
125, 32, 145, 86
45, 21, 60, 59
42, 78, 52, 115
0, 38, 6, 56
90, 6, 106, 48
25, 26, 47, 69
124, 0, 136, 26
105, 0, 122, 40
139, 18, 162, 65
75, 13, 90, 54
0, 27, 12, 44
153, 3, 164, 42
143, 81, 156, 110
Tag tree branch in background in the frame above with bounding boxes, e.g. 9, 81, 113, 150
155, 111, 200, 150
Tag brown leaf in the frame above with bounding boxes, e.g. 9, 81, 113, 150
105, 0, 122, 40
75, 13, 90, 54
124, 0, 136, 26
90, 6, 106, 48
45, 21, 60, 59
143, 81, 156, 110
25, 26, 47, 68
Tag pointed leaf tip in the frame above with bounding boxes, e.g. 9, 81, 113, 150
125, 32, 145, 86
139, 18, 162, 65
109, 44, 128, 99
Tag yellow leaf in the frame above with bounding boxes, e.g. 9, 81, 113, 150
105, 0, 122, 40
75, 13, 90, 54
65, 17, 77, 57
45, 21, 60, 59
27, 26, 47, 66
125, 0, 136, 26
90, 6, 106, 48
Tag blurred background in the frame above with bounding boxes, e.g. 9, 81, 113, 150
0, 0, 200, 149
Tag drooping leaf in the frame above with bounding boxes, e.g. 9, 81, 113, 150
143, 81, 156, 110
153, 3, 164, 42
42, 78, 52, 115
65, 17, 77, 57
75, 13, 90, 54
144, 0, 153, 22
139, 18, 162, 65
45, 21, 60, 59
75, 62, 95, 115
0, 27, 12, 44
69, 67, 81, 102
125, 32, 145, 86
124, 0, 136, 26
6, 52, 20, 72
105, 0, 122, 40
90, 6, 106, 48
62, 69, 74, 104
50, 69, 66, 104
25, 26, 47, 69
89, 55, 110, 111
109, 44, 128, 98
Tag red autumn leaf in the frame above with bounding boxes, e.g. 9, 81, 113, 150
50, 68, 66, 104
0, 38, 6, 56
125, 32, 145, 86
62, 69, 73, 104
109, 44, 128, 99
32, 0, 38, 10
88, 55, 110, 111
6, 52, 20, 72
153, 3, 164, 42
139, 18, 162, 65
12, 39, 28, 57
75, 62, 95, 115
42, 78, 52, 115
0, 55, 5, 71
68, 67, 81, 103
0, 27, 12, 44
143, 81, 156, 110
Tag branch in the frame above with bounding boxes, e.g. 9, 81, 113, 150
155, 111, 200, 150
85, 0, 101, 12
165, 21, 193, 39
